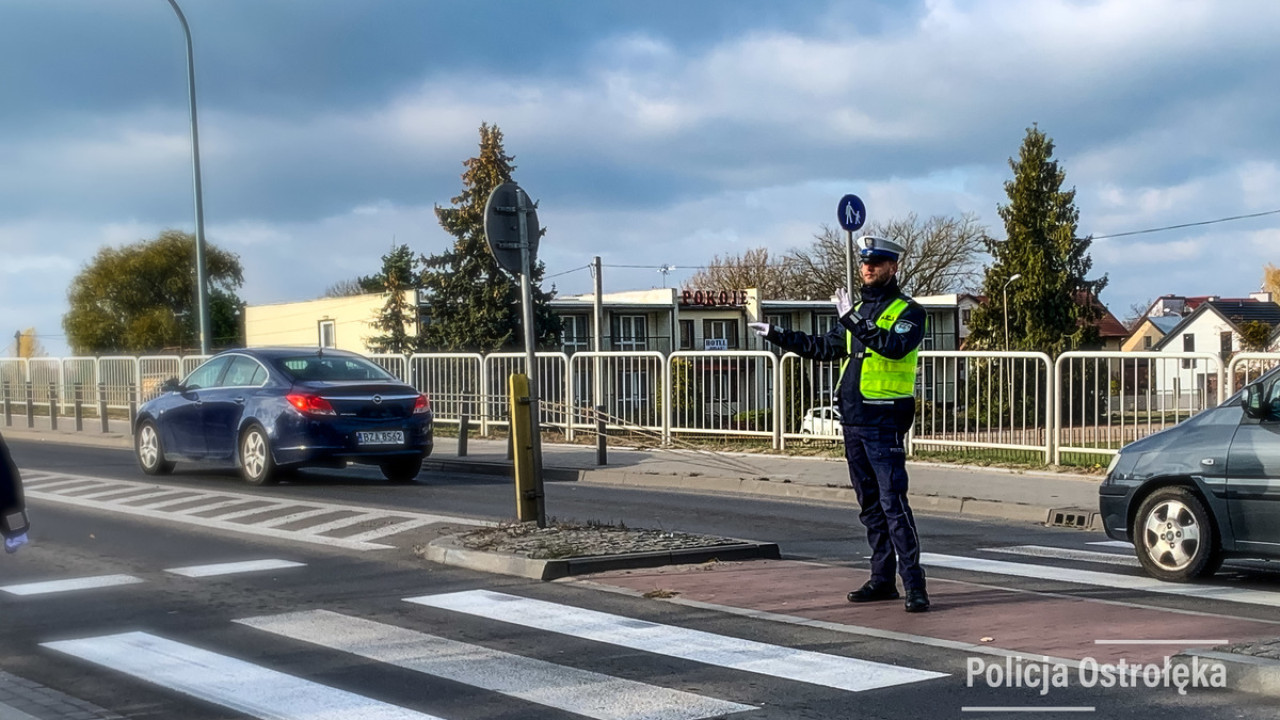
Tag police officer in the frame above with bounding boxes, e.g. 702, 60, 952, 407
750, 235, 929, 612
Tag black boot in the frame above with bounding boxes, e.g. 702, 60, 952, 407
904, 588, 930, 613
847, 580, 900, 603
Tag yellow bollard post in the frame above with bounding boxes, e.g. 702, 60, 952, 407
507, 373, 538, 521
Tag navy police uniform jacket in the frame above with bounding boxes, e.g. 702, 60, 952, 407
768, 278, 925, 431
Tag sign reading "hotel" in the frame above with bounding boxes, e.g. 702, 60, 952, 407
681, 290, 747, 307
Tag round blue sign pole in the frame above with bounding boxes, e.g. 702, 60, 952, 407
837, 194, 867, 299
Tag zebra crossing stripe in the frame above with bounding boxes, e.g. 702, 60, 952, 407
983, 545, 1139, 567
24, 470, 491, 551
405, 590, 947, 692
165, 559, 305, 578
2, 575, 143, 596
42, 632, 442, 720
922, 552, 1280, 608
237, 609, 756, 720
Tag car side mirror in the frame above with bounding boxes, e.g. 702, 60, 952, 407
161, 377, 182, 393
1242, 384, 1264, 419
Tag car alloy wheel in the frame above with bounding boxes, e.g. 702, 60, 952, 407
135, 421, 174, 475
239, 425, 277, 485
1134, 486, 1220, 582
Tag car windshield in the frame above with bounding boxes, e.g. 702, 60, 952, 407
274, 354, 396, 382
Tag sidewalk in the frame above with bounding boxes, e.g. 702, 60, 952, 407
0, 419, 1104, 527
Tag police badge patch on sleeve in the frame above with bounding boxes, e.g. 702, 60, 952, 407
893, 320, 915, 334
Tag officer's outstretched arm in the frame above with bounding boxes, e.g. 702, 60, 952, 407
842, 304, 926, 359
771, 326, 850, 362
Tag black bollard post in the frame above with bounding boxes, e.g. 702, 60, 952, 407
506, 408, 514, 461
458, 407, 470, 458
127, 383, 137, 435
74, 383, 83, 432
48, 382, 58, 431
25, 382, 33, 428
98, 383, 109, 433
2, 381, 9, 427
596, 404, 608, 466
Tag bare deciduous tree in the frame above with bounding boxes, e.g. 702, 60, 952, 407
788, 213, 987, 298
682, 213, 986, 301
682, 247, 797, 299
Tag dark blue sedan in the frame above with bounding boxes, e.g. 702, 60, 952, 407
134, 347, 433, 485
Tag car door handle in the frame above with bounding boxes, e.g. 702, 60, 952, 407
234, 397, 245, 405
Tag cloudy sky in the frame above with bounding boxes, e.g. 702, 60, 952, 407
4, 0, 1278, 355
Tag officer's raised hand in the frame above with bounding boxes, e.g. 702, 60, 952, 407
835, 287, 877, 338
748, 322, 775, 342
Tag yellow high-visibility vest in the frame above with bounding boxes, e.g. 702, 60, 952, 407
838, 297, 919, 399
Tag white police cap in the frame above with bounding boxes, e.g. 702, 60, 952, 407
857, 235, 905, 262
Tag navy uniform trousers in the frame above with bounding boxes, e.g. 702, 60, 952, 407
841, 424, 924, 591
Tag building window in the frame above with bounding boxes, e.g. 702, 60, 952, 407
816, 314, 838, 336
1143, 335, 1152, 350
764, 313, 791, 331
1220, 331, 1233, 356
1182, 333, 1195, 368
679, 319, 694, 350
612, 315, 648, 351
318, 320, 335, 348
961, 309, 972, 324
562, 315, 590, 354
702, 319, 739, 350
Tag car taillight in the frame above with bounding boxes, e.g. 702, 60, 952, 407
413, 394, 431, 414
286, 393, 336, 416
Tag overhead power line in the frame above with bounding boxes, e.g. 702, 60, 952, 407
1092, 208, 1280, 239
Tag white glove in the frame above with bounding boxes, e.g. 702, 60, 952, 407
835, 287, 853, 318
748, 322, 772, 338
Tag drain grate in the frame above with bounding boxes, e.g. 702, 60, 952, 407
1046, 508, 1094, 529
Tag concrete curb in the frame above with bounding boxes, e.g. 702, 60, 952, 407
1178, 649, 1280, 697
424, 459, 1063, 526
0, 427, 132, 450
419, 534, 781, 581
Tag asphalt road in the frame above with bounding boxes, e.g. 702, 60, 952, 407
4, 439, 1280, 719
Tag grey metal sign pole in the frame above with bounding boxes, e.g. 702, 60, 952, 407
516, 190, 547, 527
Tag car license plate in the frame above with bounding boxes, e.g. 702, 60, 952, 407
356, 430, 404, 446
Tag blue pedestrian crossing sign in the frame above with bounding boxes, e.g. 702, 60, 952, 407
837, 194, 867, 232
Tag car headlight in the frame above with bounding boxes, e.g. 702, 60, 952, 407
1105, 453, 1122, 478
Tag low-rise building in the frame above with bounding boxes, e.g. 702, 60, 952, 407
244, 291, 418, 352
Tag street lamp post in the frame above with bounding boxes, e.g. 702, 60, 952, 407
1002, 273, 1022, 352
164, 0, 212, 355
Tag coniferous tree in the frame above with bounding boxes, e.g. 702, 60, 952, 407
967, 125, 1107, 354
418, 123, 560, 352
366, 244, 419, 354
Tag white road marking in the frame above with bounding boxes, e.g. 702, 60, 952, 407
295, 513, 378, 535
125, 492, 203, 508
1, 574, 143, 596
257, 507, 339, 528
1087, 541, 1132, 549
24, 470, 491, 550
42, 632, 443, 720
923, 553, 1280, 608
238, 609, 755, 720
406, 590, 947, 692
165, 559, 306, 578
983, 545, 1139, 567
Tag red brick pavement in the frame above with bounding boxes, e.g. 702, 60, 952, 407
586, 559, 1279, 665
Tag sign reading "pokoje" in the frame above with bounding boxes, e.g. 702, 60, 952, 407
681, 290, 747, 307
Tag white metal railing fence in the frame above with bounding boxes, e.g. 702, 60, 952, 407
912, 351, 1054, 463
1053, 351, 1224, 465
668, 351, 778, 441
565, 351, 668, 443
407, 353, 484, 431
3, 350, 1278, 466
1229, 353, 1280, 395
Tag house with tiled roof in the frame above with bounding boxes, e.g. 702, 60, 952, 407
1122, 315, 1182, 352
1152, 297, 1280, 358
